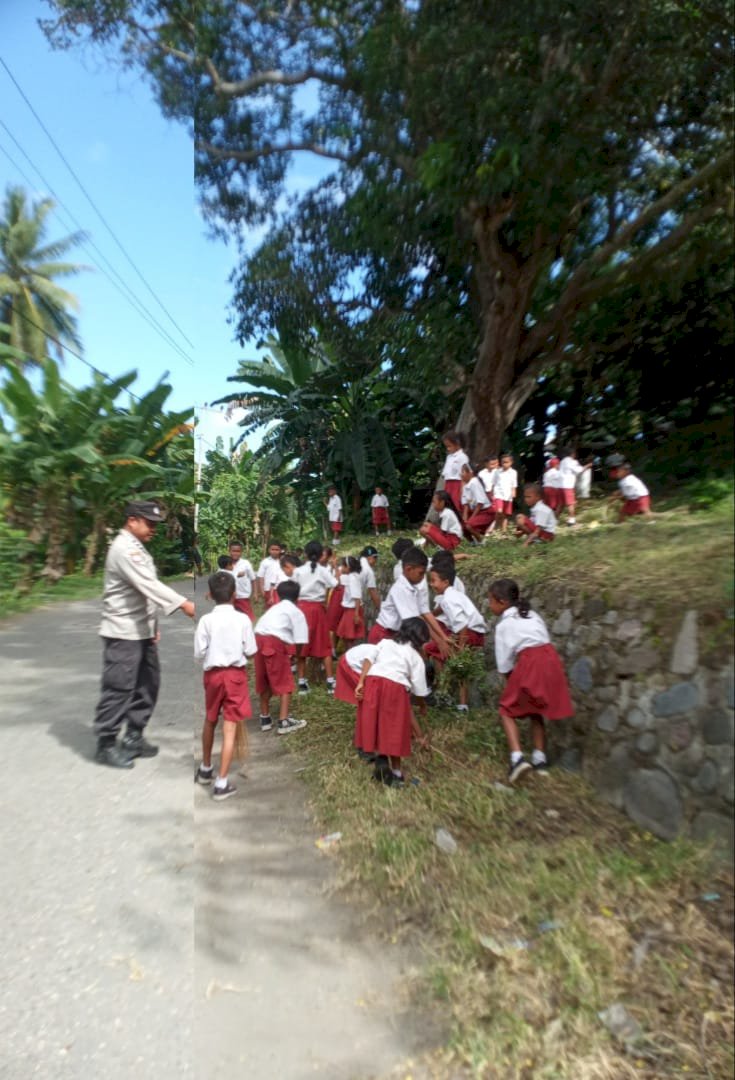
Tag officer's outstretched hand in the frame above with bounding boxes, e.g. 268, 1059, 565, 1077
181, 600, 196, 619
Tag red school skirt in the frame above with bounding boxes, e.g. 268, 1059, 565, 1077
371, 507, 390, 525
336, 607, 365, 640
254, 634, 295, 696
330, 520, 343, 533
543, 487, 559, 511
234, 597, 254, 620
423, 523, 461, 551
622, 495, 651, 516
326, 585, 345, 633
499, 644, 574, 721
203, 666, 252, 724
298, 600, 331, 657
355, 675, 413, 758
442, 478, 462, 509
368, 622, 395, 646
335, 654, 360, 705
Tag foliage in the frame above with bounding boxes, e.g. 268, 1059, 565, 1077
0, 185, 88, 366
435, 647, 492, 706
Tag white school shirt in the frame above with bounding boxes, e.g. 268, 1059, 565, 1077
293, 562, 337, 602
340, 572, 363, 609
530, 501, 557, 534
492, 468, 518, 500
367, 638, 429, 697
194, 604, 257, 670
343, 642, 378, 674
559, 456, 584, 490
231, 557, 256, 599
371, 493, 389, 509
494, 607, 551, 674
478, 467, 498, 494
377, 573, 429, 630
327, 494, 343, 522
619, 474, 649, 499
435, 586, 487, 635
427, 559, 467, 596
254, 600, 309, 645
543, 466, 562, 490
439, 507, 463, 538
441, 448, 469, 481
359, 557, 378, 592
394, 559, 430, 609
461, 476, 490, 510
257, 556, 282, 592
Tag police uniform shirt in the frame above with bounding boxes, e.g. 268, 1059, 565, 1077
99, 529, 186, 640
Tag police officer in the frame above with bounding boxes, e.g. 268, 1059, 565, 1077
94, 500, 195, 767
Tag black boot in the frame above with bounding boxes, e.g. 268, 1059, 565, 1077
121, 731, 159, 758
95, 738, 135, 769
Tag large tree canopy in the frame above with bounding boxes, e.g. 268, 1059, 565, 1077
44, 1, 733, 453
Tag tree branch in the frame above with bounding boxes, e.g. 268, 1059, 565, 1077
203, 59, 348, 96
197, 139, 353, 166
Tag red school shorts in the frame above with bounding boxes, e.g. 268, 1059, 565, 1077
371, 507, 390, 525
234, 597, 254, 620
492, 498, 514, 515
367, 622, 395, 646
621, 495, 651, 516
423, 523, 461, 550
542, 487, 559, 511
355, 674, 413, 758
203, 666, 252, 724
560, 488, 576, 507
516, 514, 555, 542
298, 600, 331, 658
425, 621, 485, 660
254, 634, 295, 696
466, 506, 495, 532
330, 520, 343, 533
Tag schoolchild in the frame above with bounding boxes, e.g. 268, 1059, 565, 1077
478, 455, 500, 499
429, 551, 467, 596
228, 540, 256, 619
460, 462, 495, 542
217, 555, 235, 573
542, 457, 562, 512
359, 545, 381, 611
293, 540, 338, 694
256, 541, 284, 607
491, 453, 518, 535
369, 546, 452, 658
371, 487, 392, 535
426, 561, 487, 711
489, 578, 574, 784
193, 571, 257, 800
355, 618, 432, 787
558, 448, 591, 526
335, 642, 379, 756
325, 485, 343, 545
418, 490, 464, 551
515, 483, 557, 545
438, 430, 470, 511
253, 580, 309, 735
612, 462, 653, 520
336, 556, 365, 644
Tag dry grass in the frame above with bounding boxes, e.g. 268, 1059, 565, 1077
284, 694, 734, 1079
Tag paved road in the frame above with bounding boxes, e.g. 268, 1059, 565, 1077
0, 582, 434, 1079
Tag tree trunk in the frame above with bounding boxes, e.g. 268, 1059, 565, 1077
41, 489, 69, 582
83, 513, 105, 576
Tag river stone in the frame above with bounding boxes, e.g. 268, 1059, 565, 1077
596, 686, 619, 703
616, 646, 659, 677
670, 610, 698, 676
559, 747, 582, 773
668, 720, 692, 751
690, 812, 734, 861
594, 743, 631, 809
552, 609, 573, 635
635, 732, 658, 755
702, 709, 734, 746
623, 768, 683, 841
597, 706, 619, 733
626, 707, 649, 730
582, 597, 607, 619
652, 682, 700, 717
616, 618, 643, 645
719, 767, 734, 804
690, 760, 719, 796
602, 610, 619, 625
663, 740, 704, 778
570, 657, 594, 693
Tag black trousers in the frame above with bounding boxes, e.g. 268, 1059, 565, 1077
94, 638, 161, 741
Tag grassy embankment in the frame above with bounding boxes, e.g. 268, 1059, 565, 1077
285, 496, 733, 1078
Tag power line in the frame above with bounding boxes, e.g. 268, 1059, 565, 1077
0, 127, 194, 368
0, 53, 196, 353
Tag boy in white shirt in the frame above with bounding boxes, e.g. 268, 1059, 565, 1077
325, 485, 343, 545
478, 456, 499, 499
558, 449, 591, 526
194, 571, 258, 800
369, 545, 452, 659
256, 541, 284, 606
515, 484, 557, 546
427, 561, 487, 712
228, 540, 256, 619
491, 453, 519, 535
359, 545, 381, 611
542, 457, 562, 512
254, 580, 309, 735
611, 462, 653, 520
370, 486, 392, 535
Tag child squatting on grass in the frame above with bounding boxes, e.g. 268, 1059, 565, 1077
354, 617, 432, 788
194, 570, 257, 801
489, 578, 574, 785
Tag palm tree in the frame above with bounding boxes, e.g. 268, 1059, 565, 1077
0, 185, 87, 366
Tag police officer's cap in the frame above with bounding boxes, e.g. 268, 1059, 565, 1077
124, 500, 166, 523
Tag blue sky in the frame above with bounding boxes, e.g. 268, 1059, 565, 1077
0, 0, 330, 461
